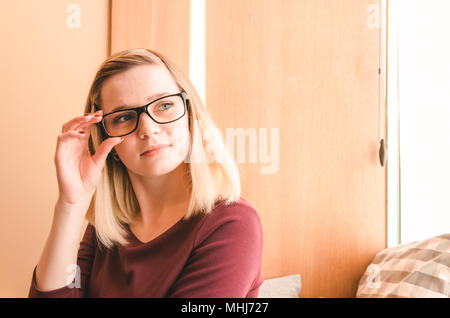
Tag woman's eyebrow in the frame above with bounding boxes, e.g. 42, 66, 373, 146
110, 92, 171, 112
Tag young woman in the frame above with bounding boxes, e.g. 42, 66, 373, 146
28, 48, 264, 297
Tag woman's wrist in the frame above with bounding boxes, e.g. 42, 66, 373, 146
54, 195, 91, 221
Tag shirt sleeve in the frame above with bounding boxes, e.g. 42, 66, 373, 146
167, 202, 264, 298
28, 223, 97, 298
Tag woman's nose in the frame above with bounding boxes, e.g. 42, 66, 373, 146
137, 112, 161, 138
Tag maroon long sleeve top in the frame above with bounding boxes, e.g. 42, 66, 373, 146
28, 197, 264, 298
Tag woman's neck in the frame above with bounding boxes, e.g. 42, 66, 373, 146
127, 163, 191, 229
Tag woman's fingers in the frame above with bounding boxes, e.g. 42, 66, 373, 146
57, 130, 86, 143
76, 115, 103, 134
61, 115, 93, 133
91, 137, 124, 168
54, 130, 87, 164
61, 111, 103, 133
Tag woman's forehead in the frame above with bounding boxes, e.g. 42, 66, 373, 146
99, 64, 179, 113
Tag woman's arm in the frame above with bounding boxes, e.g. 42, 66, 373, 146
29, 211, 97, 298
29, 111, 122, 296
33, 200, 86, 292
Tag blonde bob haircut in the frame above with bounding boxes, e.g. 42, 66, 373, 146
84, 48, 241, 251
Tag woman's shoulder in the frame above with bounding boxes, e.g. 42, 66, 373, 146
78, 222, 99, 251
84, 222, 97, 236
194, 197, 262, 244
212, 196, 259, 219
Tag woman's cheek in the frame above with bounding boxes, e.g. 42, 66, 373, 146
168, 126, 191, 162
114, 141, 134, 162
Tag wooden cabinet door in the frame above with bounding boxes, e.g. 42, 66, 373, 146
206, 0, 385, 298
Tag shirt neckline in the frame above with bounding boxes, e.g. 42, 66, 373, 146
125, 215, 186, 246
123, 199, 228, 247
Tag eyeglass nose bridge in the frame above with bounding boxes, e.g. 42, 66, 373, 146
136, 104, 160, 125
131, 105, 165, 138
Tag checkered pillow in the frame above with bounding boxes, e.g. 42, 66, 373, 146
357, 234, 450, 298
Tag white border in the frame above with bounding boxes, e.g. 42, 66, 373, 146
387, 0, 401, 248
189, 0, 206, 107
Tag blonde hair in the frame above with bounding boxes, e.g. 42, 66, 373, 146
84, 48, 241, 250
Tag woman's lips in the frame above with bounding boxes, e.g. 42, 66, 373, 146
141, 145, 169, 157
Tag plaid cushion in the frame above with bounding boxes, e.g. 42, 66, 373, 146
357, 233, 450, 298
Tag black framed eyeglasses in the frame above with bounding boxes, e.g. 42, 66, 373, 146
95, 91, 190, 138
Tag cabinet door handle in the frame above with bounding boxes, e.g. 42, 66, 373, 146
379, 139, 387, 167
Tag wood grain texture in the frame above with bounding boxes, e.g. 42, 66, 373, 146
0, 0, 110, 297
111, 0, 190, 75
206, 0, 385, 298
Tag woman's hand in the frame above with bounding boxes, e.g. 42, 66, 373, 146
54, 110, 124, 209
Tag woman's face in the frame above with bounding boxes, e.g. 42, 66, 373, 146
99, 64, 190, 177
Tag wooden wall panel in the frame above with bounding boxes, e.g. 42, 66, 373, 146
0, 0, 110, 297
111, 0, 190, 76
206, 0, 385, 298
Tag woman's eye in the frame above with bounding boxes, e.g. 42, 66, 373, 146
114, 114, 132, 123
158, 103, 173, 111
